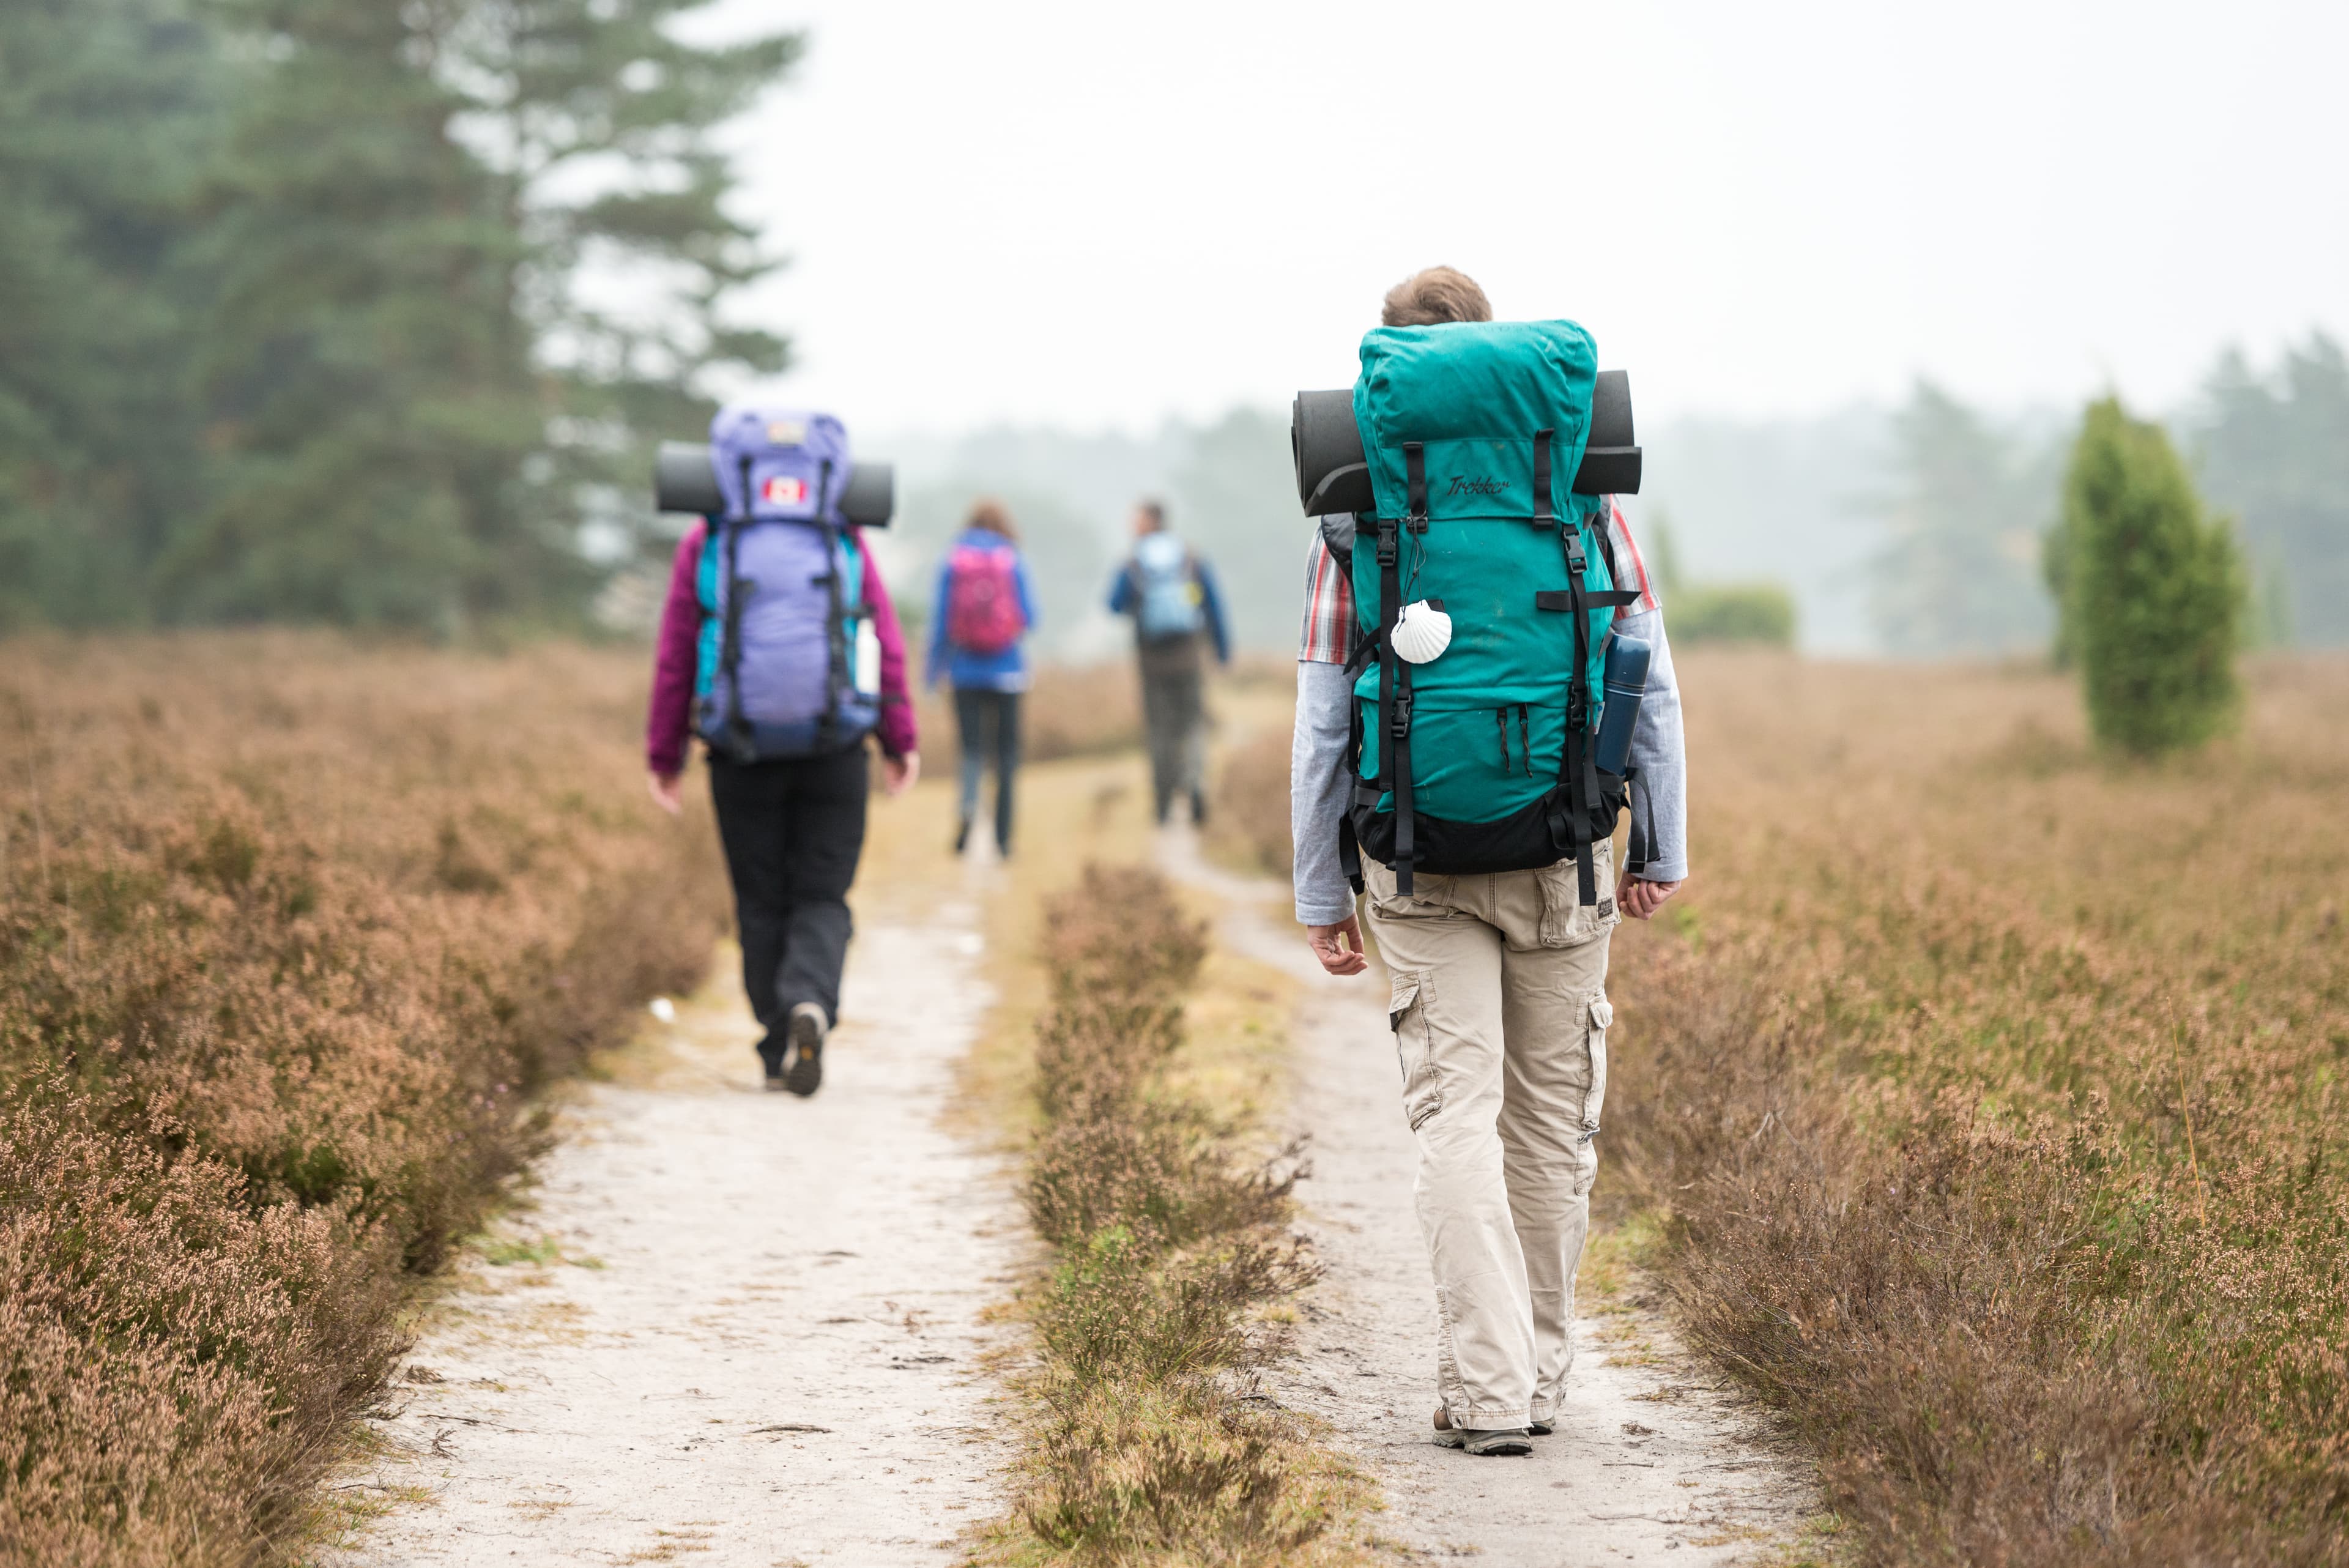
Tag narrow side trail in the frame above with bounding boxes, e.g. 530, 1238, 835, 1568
334, 898, 1021, 1567
1162, 834, 1814, 1565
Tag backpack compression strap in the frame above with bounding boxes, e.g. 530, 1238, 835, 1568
1375, 444, 1427, 894
1529, 429, 1639, 904
719, 454, 757, 763
811, 459, 849, 751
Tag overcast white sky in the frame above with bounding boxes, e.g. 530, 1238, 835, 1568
699, 0, 2349, 434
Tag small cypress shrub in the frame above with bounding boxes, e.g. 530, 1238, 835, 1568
2058, 396, 2244, 756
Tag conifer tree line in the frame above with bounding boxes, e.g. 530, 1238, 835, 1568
1864, 333, 2349, 658
0, 0, 797, 633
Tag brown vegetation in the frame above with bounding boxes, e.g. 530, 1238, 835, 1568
915, 663, 1145, 773
1600, 652, 2349, 1566
0, 633, 725, 1567
985, 863, 1372, 1566
1222, 650, 2349, 1564
1211, 724, 1293, 878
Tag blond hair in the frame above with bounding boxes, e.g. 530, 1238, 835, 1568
1381, 266, 1493, 327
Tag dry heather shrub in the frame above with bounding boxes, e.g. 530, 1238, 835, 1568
1028, 864, 1208, 1122
1019, 1378, 1359, 1563
0, 633, 726, 1566
996, 863, 1361, 1566
1041, 862, 1209, 1000
1597, 652, 2349, 1566
915, 662, 1145, 776
1034, 1225, 1316, 1389
1026, 663, 1147, 761
1211, 724, 1292, 876
1025, 1103, 1303, 1252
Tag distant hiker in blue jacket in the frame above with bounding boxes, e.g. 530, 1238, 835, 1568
928, 500, 1039, 856
1107, 499, 1230, 825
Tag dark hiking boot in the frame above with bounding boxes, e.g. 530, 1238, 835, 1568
1433, 1408, 1533, 1456
1529, 1419, 1555, 1436
756, 1034, 787, 1091
954, 814, 973, 855
783, 1002, 826, 1098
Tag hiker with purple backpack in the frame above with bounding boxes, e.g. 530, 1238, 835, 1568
927, 500, 1039, 858
646, 406, 919, 1097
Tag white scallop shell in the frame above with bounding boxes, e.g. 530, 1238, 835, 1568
1392, 600, 1453, 664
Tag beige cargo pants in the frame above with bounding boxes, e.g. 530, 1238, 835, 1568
1362, 842, 1617, 1431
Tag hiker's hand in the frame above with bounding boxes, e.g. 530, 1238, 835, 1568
1306, 915, 1369, 976
1617, 877, 1682, 920
647, 771, 684, 816
881, 751, 919, 797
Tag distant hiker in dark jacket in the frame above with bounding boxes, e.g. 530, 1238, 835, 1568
1107, 499, 1230, 825
927, 499, 1040, 858
644, 404, 919, 1099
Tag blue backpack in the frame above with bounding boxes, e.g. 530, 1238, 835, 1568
693, 404, 879, 761
1133, 532, 1204, 642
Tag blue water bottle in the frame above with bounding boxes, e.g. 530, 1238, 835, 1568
1592, 634, 1650, 778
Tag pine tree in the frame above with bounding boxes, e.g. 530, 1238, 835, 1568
0, 0, 224, 628
2194, 334, 2349, 647
1868, 381, 2058, 655
163, 0, 797, 630
458, 0, 800, 582
2058, 396, 2244, 756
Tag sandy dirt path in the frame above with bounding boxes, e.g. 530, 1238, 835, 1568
1164, 835, 1814, 1566
333, 898, 1021, 1567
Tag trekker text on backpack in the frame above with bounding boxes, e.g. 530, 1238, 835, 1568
1132, 532, 1206, 642
1336, 320, 1642, 904
944, 542, 1027, 655
694, 405, 881, 761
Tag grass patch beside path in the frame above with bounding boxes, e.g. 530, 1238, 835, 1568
971, 862, 1378, 1567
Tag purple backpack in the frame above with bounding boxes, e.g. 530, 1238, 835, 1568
692, 405, 879, 760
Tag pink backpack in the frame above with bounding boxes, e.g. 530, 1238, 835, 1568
946, 544, 1025, 654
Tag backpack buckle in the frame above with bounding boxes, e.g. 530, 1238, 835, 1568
1390, 689, 1414, 738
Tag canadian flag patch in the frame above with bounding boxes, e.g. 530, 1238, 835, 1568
761, 474, 808, 507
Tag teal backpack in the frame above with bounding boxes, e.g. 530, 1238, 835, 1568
1338, 320, 1639, 904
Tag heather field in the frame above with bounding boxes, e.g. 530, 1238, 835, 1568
10, 637, 2346, 1568
1224, 650, 2349, 1566
0, 636, 729, 1566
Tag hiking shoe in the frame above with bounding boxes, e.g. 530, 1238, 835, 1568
953, 815, 973, 855
1529, 1419, 1555, 1436
783, 1002, 826, 1098
755, 1035, 787, 1091
1433, 1409, 1532, 1456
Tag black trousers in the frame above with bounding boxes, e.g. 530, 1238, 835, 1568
952, 686, 1022, 853
707, 744, 868, 1048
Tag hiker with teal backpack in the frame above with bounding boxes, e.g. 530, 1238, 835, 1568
646, 404, 919, 1097
1289, 269, 1688, 1455
927, 499, 1039, 857
1107, 500, 1230, 825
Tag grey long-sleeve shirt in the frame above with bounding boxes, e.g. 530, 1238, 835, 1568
1290, 522, 1688, 926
